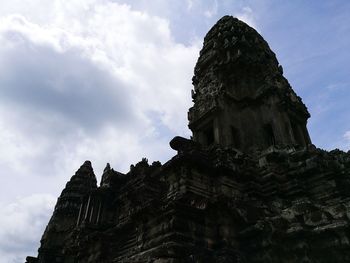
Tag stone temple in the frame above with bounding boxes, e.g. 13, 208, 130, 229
26, 16, 350, 263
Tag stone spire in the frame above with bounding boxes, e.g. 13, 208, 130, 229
189, 16, 311, 152
54, 160, 97, 215
36, 161, 97, 262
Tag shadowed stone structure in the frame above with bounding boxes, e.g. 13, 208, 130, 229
26, 16, 350, 263
189, 16, 311, 151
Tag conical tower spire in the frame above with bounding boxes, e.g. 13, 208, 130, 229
37, 161, 97, 262
55, 160, 97, 215
189, 16, 311, 152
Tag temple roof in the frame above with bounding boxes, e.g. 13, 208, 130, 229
191, 15, 309, 116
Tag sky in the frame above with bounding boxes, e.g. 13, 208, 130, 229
0, 0, 349, 262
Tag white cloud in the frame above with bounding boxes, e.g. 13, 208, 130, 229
338, 131, 350, 151
326, 82, 348, 91
187, 0, 195, 11
204, 0, 218, 18
0, 0, 200, 184
236, 6, 258, 30
0, 194, 56, 263
0, 1, 201, 260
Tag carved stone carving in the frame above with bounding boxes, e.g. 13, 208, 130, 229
26, 16, 350, 263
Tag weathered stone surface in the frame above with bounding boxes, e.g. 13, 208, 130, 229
33, 161, 97, 263
189, 16, 311, 152
26, 16, 350, 263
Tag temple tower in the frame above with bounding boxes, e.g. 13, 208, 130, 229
26, 16, 350, 263
36, 161, 97, 263
189, 16, 311, 152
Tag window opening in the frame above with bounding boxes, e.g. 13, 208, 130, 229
231, 126, 241, 148
264, 123, 275, 146
204, 126, 214, 146
291, 121, 304, 146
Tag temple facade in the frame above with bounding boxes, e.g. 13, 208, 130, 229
26, 16, 350, 263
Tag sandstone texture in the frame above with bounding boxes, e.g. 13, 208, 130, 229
26, 16, 350, 263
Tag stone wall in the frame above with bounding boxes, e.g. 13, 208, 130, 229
26, 16, 350, 263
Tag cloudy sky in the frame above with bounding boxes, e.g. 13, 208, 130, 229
0, 0, 349, 261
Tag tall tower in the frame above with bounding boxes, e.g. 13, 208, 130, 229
189, 16, 311, 152
36, 161, 97, 263
26, 16, 350, 263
